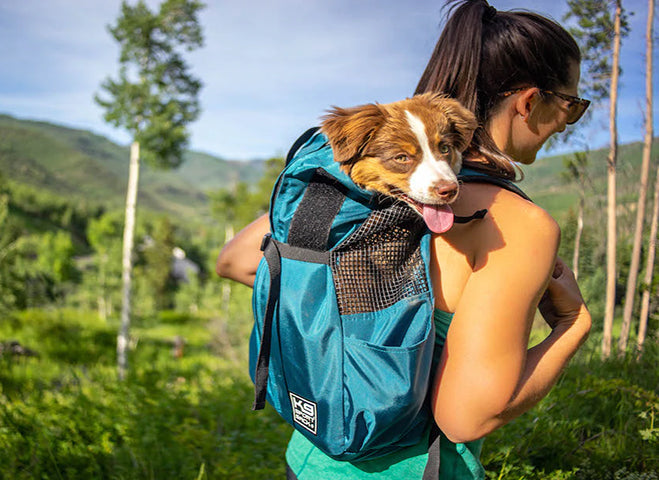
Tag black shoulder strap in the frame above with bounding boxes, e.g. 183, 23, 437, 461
252, 233, 281, 411
459, 174, 532, 202
452, 174, 532, 224
286, 126, 321, 165
454, 209, 488, 224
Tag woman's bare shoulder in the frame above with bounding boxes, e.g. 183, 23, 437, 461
454, 181, 558, 234
441, 181, 559, 264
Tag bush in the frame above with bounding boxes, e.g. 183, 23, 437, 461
0, 308, 291, 479
482, 341, 659, 479
1, 308, 657, 479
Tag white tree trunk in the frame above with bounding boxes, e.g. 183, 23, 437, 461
620, 0, 654, 354
638, 165, 658, 352
118, 141, 140, 380
602, 0, 623, 359
573, 194, 585, 281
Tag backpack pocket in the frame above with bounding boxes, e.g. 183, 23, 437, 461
340, 292, 435, 460
251, 250, 434, 462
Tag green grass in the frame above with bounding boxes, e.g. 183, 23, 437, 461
0, 306, 657, 479
489, 328, 659, 479
0, 307, 291, 480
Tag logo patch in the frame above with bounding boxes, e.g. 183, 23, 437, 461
289, 392, 317, 435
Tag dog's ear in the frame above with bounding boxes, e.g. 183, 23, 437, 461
429, 95, 478, 152
320, 103, 385, 168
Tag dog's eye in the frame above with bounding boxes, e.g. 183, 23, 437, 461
438, 144, 450, 154
394, 154, 410, 163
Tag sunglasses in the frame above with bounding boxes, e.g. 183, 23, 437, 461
498, 87, 591, 125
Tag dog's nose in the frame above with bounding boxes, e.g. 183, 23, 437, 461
432, 182, 458, 202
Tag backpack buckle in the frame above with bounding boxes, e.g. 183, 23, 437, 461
260, 233, 272, 252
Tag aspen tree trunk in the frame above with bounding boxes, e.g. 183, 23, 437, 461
574, 193, 585, 280
637, 0, 656, 354
118, 141, 140, 380
602, 0, 623, 359
638, 165, 658, 352
620, 0, 654, 354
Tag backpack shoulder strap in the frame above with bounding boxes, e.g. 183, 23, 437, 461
453, 169, 531, 224
458, 169, 532, 202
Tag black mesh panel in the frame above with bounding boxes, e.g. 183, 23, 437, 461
331, 203, 429, 315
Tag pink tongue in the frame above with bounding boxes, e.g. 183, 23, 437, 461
422, 204, 454, 233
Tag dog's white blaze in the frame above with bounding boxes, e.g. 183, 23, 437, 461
405, 110, 458, 202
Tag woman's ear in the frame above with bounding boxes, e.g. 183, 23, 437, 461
514, 87, 541, 123
320, 103, 385, 169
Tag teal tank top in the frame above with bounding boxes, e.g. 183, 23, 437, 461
285, 309, 486, 479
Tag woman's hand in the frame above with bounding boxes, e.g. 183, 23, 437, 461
538, 257, 590, 331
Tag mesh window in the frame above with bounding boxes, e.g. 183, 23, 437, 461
331, 202, 429, 315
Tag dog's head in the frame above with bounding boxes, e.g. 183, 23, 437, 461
320, 92, 478, 233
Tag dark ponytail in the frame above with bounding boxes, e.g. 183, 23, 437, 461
415, 0, 581, 180
416, 1, 489, 113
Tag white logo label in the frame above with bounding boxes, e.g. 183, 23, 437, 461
289, 392, 317, 435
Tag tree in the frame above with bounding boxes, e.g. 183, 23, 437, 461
565, 0, 628, 359
143, 216, 177, 310
35, 231, 77, 285
87, 212, 124, 320
619, 0, 654, 354
209, 156, 285, 234
0, 184, 23, 313
637, 164, 658, 353
95, 0, 204, 379
603, 0, 623, 359
561, 151, 591, 280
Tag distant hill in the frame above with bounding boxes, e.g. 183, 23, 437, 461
1, 113, 656, 222
522, 137, 659, 219
0, 114, 264, 219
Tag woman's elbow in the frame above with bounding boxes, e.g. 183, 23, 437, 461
434, 414, 488, 444
215, 256, 230, 278
433, 391, 508, 443
215, 244, 260, 287
215, 245, 236, 278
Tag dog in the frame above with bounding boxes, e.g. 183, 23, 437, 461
320, 92, 477, 233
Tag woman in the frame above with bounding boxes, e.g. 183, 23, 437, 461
217, 1, 592, 478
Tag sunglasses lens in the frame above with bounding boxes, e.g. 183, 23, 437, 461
567, 101, 588, 124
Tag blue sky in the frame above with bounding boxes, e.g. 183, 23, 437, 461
0, 0, 656, 161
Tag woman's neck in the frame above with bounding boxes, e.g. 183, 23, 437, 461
485, 112, 514, 156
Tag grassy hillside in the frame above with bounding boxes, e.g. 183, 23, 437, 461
522, 138, 659, 219
0, 114, 263, 219
2, 112, 657, 224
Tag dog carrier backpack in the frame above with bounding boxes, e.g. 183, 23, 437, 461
250, 127, 436, 462
249, 127, 530, 463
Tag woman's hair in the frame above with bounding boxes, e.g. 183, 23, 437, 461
415, 0, 581, 179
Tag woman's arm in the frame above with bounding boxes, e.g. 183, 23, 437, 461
431, 203, 591, 443
216, 214, 270, 287
496, 257, 591, 423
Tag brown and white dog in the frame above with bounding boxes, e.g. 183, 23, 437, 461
320, 92, 477, 233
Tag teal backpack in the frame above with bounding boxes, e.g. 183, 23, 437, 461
249, 127, 529, 464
